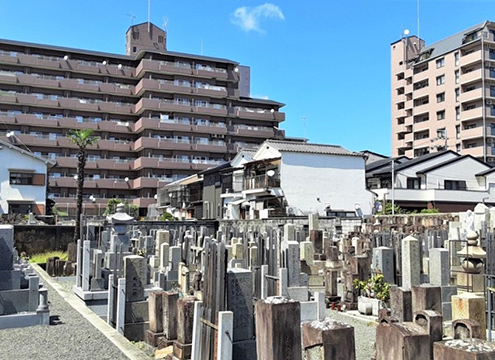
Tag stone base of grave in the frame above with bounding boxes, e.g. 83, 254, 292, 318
232, 339, 257, 360
434, 339, 495, 359
124, 322, 149, 342
145, 329, 167, 348
344, 301, 358, 311
171, 341, 192, 360
456, 273, 484, 293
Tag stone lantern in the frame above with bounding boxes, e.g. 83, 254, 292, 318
107, 203, 134, 252
457, 231, 486, 292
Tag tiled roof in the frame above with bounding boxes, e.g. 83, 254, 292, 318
264, 140, 363, 157
416, 21, 488, 64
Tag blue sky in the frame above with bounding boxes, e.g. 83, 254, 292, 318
0, 1, 492, 155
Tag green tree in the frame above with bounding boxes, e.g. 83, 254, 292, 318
68, 129, 99, 242
103, 199, 138, 218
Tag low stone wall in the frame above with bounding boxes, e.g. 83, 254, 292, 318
13, 225, 75, 255
364, 213, 459, 233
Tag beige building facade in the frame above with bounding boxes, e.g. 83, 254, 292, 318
391, 21, 495, 164
0, 22, 285, 215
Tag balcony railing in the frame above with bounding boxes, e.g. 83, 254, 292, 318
244, 174, 281, 190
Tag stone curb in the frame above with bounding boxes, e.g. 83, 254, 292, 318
32, 263, 150, 360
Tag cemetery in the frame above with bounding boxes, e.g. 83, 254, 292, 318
2, 203, 495, 359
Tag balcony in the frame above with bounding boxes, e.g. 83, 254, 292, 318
132, 117, 192, 133
194, 85, 227, 98
394, 109, 407, 118
98, 120, 133, 133
460, 107, 484, 122
461, 146, 485, 158
191, 142, 227, 153
413, 86, 430, 98
56, 157, 95, 170
413, 102, 429, 116
194, 104, 228, 117
235, 107, 285, 122
460, 69, 483, 84
133, 98, 193, 114
413, 120, 430, 132
459, 88, 483, 103
96, 158, 131, 170
404, 132, 413, 143
131, 177, 159, 189
158, 158, 191, 170
17, 74, 59, 88
244, 174, 281, 191
194, 66, 229, 80
96, 139, 133, 152
134, 78, 193, 96
193, 124, 227, 135
461, 126, 485, 140
395, 139, 408, 150
459, 50, 483, 67
16, 114, 60, 128
234, 126, 274, 138
133, 137, 191, 151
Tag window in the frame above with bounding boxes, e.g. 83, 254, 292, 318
407, 178, 421, 189
10, 172, 33, 185
9, 203, 32, 214
455, 70, 459, 84
456, 125, 461, 139
455, 88, 460, 102
454, 52, 459, 66
132, 32, 139, 40
436, 58, 445, 68
437, 110, 445, 120
132, 46, 137, 53
436, 75, 445, 85
456, 144, 461, 152
437, 92, 445, 103
456, 106, 460, 120
491, 123, 495, 135
491, 85, 495, 97
490, 49, 495, 60
158, 36, 164, 44
444, 180, 466, 190
491, 104, 495, 116
491, 68, 495, 78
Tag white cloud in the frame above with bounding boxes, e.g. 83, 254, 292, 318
231, 3, 284, 33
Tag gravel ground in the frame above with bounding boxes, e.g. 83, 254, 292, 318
326, 309, 377, 360
0, 274, 130, 360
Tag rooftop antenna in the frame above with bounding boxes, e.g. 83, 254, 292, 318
163, 17, 168, 32
148, 0, 151, 33
417, 0, 420, 43
301, 115, 307, 139
127, 12, 136, 25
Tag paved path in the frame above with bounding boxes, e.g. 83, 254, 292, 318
0, 265, 149, 360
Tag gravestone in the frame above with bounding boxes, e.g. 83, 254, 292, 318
124, 255, 146, 302
255, 297, 302, 360
226, 268, 253, 342
309, 230, 323, 254
302, 318, 355, 360
401, 235, 420, 290
0, 225, 14, 270
372, 246, 395, 284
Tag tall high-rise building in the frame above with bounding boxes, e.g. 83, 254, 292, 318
391, 21, 495, 163
0, 22, 285, 215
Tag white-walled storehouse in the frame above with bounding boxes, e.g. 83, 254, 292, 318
238, 140, 374, 219
0, 139, 54, 215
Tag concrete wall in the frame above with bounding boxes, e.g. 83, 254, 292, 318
280, 152, 374, 216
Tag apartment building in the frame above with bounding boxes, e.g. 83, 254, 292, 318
0, 22, 285, 215
391, 21, 495, 163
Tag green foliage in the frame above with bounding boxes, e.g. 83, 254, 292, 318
353, 274, 391, 301
420, 208, 440, 214
377, 201, 405, 215
67, 129, 99, 149
160, 212, 175, 221
29, 251, 68, 264
52, 205, 68, 217
103, 199, 138, 218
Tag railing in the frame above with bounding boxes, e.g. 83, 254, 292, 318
244, 174, 281, 190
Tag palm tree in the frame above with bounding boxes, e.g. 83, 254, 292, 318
68, 129, 99, 242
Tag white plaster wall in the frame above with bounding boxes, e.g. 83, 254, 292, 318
395, 152, 458, 189
0, 146, 48, 214
423, 157, 490, 190
279, 152, 373, 215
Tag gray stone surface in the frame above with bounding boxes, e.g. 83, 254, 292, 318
124, 255, 146, 302
226, 268, 253, 342
372, 246, 395, 284
401, 236, 420, 290
429, 248, 450, 286
0, 225, 14, 271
